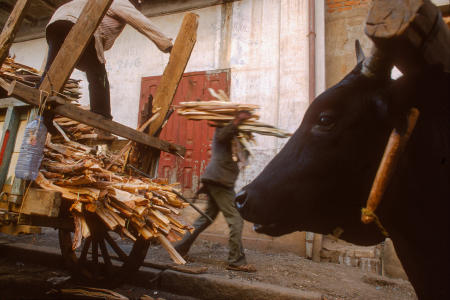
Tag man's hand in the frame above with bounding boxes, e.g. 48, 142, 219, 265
233, 110, 252, 126
162, 39, 174, 53
163, 45, 173, 53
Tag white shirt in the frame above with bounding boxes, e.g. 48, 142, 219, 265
48, 0, 173, 64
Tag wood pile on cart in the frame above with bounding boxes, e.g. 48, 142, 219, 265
35, 119, 192, 265
0, 56, 82, 102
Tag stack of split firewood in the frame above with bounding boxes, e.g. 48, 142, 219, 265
52, 115, 115, 142
0, 56, 81, 102
176, 89, 291, 153
36, 124, 193, 264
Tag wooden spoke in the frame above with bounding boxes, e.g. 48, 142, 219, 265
79, 237, 92, 264
105, 232, 128, 262
92, 239, 99, 264
99, 239, 112, 270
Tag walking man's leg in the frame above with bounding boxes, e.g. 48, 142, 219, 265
175, 190, 219, 256
206, 184, 247, 267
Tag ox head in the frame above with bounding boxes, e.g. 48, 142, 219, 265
236, 41, 400, 245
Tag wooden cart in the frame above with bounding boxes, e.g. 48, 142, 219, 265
0, 0, 198, 282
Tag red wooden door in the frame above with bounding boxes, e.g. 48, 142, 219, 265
139, 70, 230, 197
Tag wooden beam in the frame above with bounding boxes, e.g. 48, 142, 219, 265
142, 13, 199, 174
39, 0, 113, 94
0, 0, 31, 65
147, 13, 198, 137
8, 80, 186, 157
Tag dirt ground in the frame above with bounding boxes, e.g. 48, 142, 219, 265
0, 230, 417, 299
148, 239, 417, 300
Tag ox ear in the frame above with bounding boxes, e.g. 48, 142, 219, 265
355, 40, 365, 64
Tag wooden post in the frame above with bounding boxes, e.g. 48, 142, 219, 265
365, 0, 450, 73
0, 106, 20, 189
0, 0, 31, 65
39, 0, 113, 94
141, 13, 199, 175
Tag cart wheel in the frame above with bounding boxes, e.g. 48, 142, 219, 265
58, 212, 150, 283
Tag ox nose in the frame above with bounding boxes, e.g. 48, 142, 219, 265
235, 190, 248, 210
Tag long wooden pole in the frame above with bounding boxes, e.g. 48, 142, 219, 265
362, 108, 420, 225
6, 80, 186, 157
142, 13, 199, 175
0, 0, 31, 65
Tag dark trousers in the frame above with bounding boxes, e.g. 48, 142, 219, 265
41, 21, 112, 120
177, 182, 246, 266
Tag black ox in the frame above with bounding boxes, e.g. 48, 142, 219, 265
235, 42, 449, 299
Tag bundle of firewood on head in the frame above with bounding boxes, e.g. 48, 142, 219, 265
0, 56, 81, 102
36, 122, 193, 264
176, 89, 291, 154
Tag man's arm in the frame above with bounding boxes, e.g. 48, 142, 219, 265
111, 0, 173, 52
215, 111, 252, 143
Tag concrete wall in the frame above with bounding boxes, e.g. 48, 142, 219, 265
9, 0, 312, 256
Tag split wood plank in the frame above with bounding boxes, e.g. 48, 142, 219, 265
143, 13, 199, 174
8, 80, 186, 157
39, 0, 113, 94
0, 0, 31, 65
147, 13, 199, 136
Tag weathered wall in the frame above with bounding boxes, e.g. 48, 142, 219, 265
231, 0, 310, 190
325, 0, 372, 88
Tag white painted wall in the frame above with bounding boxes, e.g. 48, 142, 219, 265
9, 0, 312, 189
230, 0, 310, 189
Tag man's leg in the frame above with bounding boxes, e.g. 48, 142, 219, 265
175, 190, 219, 256
41, 21, 73, 86
40, 22, 74, 134
206, 184, 246, 267
78, 40, 113, 120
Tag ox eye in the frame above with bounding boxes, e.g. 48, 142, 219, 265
318, 115, 334, 126
312, 112, 336, 133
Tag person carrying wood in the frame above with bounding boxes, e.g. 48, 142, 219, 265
40, 0, 173, 132
175, 111, 257, 272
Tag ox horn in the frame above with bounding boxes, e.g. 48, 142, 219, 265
361, 46, 393, 79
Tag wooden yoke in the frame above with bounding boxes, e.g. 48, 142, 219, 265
141, 13, 199, 176
0, 0, 31, 65
361, 0, 450, 231
365, 0, 450, 74
39, 0, 113, 94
